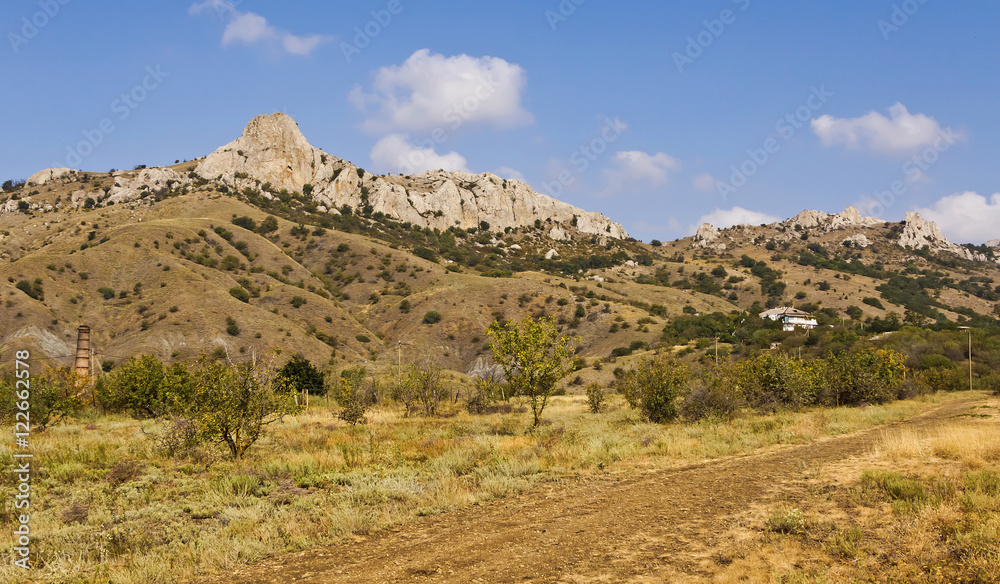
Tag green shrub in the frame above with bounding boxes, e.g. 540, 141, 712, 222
229, 287, 250, 303
585, 383, 605, 413
422, 311, 441, 324
828, 348, 907, 405
95, 356, 193, 419
618, 357, 689, 423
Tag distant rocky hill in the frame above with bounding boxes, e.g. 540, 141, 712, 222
695, 206, 1000, 267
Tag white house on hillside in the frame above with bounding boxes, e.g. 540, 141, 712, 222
759, 307, 818, 332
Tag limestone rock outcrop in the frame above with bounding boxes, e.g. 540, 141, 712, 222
192, 113, 627, 240
26, 168, 75, 187
842, 233, 871, 248
694, 222, 726, 250
785, 206, 883, 232
898, 211, 996, 264
105, 168, 183, 205
985, 238, 1000, 248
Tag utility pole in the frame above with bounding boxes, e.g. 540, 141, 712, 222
714, 336, 718, 367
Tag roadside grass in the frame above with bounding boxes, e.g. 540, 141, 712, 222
712, 393, 999, 583
0, 391, 962, 583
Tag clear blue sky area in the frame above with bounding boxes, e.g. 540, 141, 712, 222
2, 0, 998, 243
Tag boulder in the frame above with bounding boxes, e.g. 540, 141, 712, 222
26, 168, 74, 187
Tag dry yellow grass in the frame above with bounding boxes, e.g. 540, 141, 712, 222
705, 394, 1000, 583
0, 392, 959, 583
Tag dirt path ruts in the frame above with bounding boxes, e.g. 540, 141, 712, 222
197, 396, 980, 584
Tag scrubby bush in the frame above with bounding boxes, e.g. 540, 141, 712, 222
332, 366, 371, 425
733, 353, 827, 411
0, 367, 83, 431
422, 311, 441, 324
96, 355, 193, 418
618, 357, 689, 423
585, 383, 605, 413
828, 348, 907, 405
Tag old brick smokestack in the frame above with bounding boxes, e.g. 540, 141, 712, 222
74, 325, 91, 380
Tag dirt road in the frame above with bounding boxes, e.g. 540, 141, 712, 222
200, 396, 980, 583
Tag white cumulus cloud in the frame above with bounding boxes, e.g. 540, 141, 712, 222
350, 49, 533, 133
811, 102, 958, 154
913, 191, 1000, 245
370, 134, 470, 174
495, 166, 526, 182
692, 173, 717, 192
696, 207, 781, 231
600, 151, 680, 197
190, 2, 331, 57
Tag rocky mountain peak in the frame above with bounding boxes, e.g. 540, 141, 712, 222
194, 114, 626, 240
195, 113, 329, 193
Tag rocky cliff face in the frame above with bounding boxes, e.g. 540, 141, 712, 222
897, 211, 996, 264
193, 113, 627, 240
784, 206, 883, 232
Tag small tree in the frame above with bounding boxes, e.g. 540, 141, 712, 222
333, 366, 370, 425
97, 355, 193, 418
618, 356, 689, 423
191, 354, 299, 459
412, 363, 446, 416
487, 315, 573, 427
278, 354, 326, 407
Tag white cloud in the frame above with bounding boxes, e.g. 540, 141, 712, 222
692, 173, 717, 192
811, 102, 958, 154
599, 151, 680, 197
495, 166, 526, 182
913, 191, 1000, 245
696, 207, 781, 231
222, 12, 273, 45
350, 49, 533, 133
190, 2, 331, 57
370, 134, 470, 174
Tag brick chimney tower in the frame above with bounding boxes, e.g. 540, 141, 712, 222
74, 325, 91, 381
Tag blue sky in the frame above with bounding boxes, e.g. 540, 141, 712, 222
3, 0, 999, 243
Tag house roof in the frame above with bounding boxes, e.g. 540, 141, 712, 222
759, 307, 810, 319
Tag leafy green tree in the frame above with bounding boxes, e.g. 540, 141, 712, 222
97, 355, 193, 418
0, 367, 83, 430
278, 354, 326, 397
191, 355, 300, 459
618, 356, 689, 423
487, 315, 573, 427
